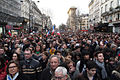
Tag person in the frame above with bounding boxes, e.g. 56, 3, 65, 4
55, 50, 65, 65
111, 61, 120, 80
94, 51, 108, 80
12, 52, 20, 62
39, 51, 49, 70
75, 60, 101, 80
41, 55, 60, 80
52, 66, 71, 80
20, 48, 42, 80
6, 60, 23, 80
0, 56, 7, 80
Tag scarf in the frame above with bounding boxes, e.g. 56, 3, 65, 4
96, 60, 107, 79
7, 72, 19, 80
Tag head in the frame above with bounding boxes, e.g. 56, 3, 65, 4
42, 51, 49, 60
86, 60, 97, 77
54, 66, 68, 80
55, 50, 62, 59
24, 48, 32, 59
6, 60, 19, 77
49, 55, 60, 70
35, 45, 41, 51
95, 51, 104, 63
12, 53, 20, 61
0, 48, 4, 55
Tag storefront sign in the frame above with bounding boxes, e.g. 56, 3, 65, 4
6, 25, 13, 30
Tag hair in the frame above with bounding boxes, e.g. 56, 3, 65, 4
49, 55, 60, 64
42, 51, 49, 57
86, 60, 97, 70
94, 51, 103, 57
6, 60, 20, 74
12, 52, 20, 61
55, 50, 62, 55
24, 48, 32, 54
55, 66, 67, 76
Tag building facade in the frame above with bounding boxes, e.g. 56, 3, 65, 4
89, 0, 100, 31
67, 7, 77, 31
20, 0, 30, 31
0, 0, 22, 34
89, 0, 120, 33
78, 14, 89, 30
31, 1, 43, 31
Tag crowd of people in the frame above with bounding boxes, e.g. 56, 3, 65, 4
0, 30, 120, 80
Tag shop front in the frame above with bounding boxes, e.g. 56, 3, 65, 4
113, 23, 120, 33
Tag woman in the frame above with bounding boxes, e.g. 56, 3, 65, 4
12, 53, 20, 62
6, 60, 23, 80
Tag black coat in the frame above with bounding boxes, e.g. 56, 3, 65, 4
40, 67, 53, 80
75, 70, 101, 80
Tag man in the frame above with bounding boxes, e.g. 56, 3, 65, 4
75, 60, 101, 80
0, 47, 10, 61
20, 48, 42, 80
53, 66, 70, 80
41, 55, 60, 80
94, 51, 108, 80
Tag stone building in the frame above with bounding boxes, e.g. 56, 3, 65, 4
67, 7, 77, 31
89, 0, 120, 33
0, 0, 22, 34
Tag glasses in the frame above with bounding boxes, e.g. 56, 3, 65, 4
9, 66, 17, 69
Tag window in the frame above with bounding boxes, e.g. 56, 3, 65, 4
101, 7, 103, 14
110, 1, 113, 8
105, 4, 107, 12
118, 13, 120, 20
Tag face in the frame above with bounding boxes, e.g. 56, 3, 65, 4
97, 53, 104, 63
84, 55, 90, 60
8, 63, 18, 76
12, 53, 18, 61
56, 52, 62, 59
42, 54, 47, 60
24, 50, 32, 59
36, 46, 40, 51
0, 49, 4, 54
87, 68, 96, 77
66, 55, 72, 60
50, 57, 59, 70
67, 62, 75, 73
54, 72, 67, 80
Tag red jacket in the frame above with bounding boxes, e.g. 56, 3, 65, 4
0, 61, 8, 80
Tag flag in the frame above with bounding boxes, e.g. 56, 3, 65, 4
46, 30, 50, 37
8, 30, 12, 36
57, 31, 61, 36
51, 25, 55, 35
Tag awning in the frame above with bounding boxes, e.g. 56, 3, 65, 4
113, 23, 120, 27
98, 23, 108, 27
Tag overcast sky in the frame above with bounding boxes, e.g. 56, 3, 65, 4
34, 0, 90, 27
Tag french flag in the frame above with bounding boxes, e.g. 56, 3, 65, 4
57, 31, 61, 36
8, 30, 12, 36
51, 25, 55, 35
46, 31, 50, 37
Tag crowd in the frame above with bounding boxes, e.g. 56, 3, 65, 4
0, 30, 120, 80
